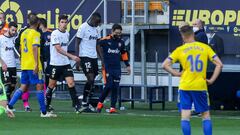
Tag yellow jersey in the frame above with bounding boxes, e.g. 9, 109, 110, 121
169, 42, 216, 91
20, 28, 42, 70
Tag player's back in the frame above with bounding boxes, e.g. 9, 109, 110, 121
20, 28, 42, 70
171, 41, 216, 91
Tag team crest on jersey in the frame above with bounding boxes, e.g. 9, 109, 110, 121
108, 42, 111, 45
47, 35, 51, 40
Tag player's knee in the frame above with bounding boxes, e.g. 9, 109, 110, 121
87, 79, 94, 86
48, 83, 55, 89
20, 85, 28, 92
201, 111, 210, 119
181, 110, 191, 119
36, 84, 43, 90
48, 81, 57, 89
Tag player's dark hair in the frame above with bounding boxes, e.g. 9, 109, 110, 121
39, 18, 47, 28
91, 12, 101, 20
112, 24, 122, 31
28, 13, 39, 26
8, 22, 18, 28
91, 12, 101, 24
27, 13, 37, 20
58, 14, 68, 22
179, 25, 194, 37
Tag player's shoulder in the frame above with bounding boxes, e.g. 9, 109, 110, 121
27, 29, 40, 35
51, 29, 60, 36
81, 22, 88, 27
52, 29, 58, 34
79, 22, 88, 29
119, 39, 125, 46
0, 35, 4, 42
100, 35, 111, 41
194, 41, 212, 50
46, 28, 53, 33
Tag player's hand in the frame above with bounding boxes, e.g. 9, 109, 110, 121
126, 66, 131, 75
72, 56, 80, 63
34, 65, 39, 74
174, 71, 182, 77
6, 109, 15, 118
206, 79, 214, 85
1, 62, 7, 72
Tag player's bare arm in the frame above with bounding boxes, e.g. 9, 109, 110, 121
75, 37, 81, 71
55, 44, 80, 63
96, 40, 104, 67
162, 58, 182, 77
32, 45, 39, 74
207, 56, 223, 85
0, 57, 7, 72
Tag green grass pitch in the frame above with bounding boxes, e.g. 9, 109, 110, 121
1, 99, 240, 135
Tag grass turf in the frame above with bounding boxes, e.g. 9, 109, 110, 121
0, 99, 240, 135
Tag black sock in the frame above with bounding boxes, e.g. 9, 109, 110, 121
99, 87, 110, 103
6, 85, 15, 102
68, 87, 79, 107
111, 87, 118, 108
82, 82, 91, 103
46, 87, 54, 108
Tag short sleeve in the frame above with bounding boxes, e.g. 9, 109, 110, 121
120, 40, 127, 53
32, 32, 40, 46
51, 32, 60, 45
207, 46, 217, 61
168, 48, 180, 64
76, 25, 84, 38
97, 27, 101, 39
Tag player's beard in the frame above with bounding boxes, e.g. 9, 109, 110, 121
8, 32, 14, 37
113, 35, 121, 39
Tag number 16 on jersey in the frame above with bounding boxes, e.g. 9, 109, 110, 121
187, 54, 203, 72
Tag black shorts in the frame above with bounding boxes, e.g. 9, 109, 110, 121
1, 67, 17, 85
45, 64, 52, 77
49, 64, 74, 80
80, 57, 98, 75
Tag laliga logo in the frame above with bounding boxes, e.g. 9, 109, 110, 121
0, 0, 23, 29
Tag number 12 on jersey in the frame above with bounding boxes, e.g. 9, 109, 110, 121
187, 54, 203, 72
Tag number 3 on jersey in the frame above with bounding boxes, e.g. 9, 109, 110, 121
187, 54, 203, 72
23, 38, 28, 52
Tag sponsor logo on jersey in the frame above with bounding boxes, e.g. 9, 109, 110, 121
108, 48, 120, 54
89, 35, 98, 40
5, 47, 14, 51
